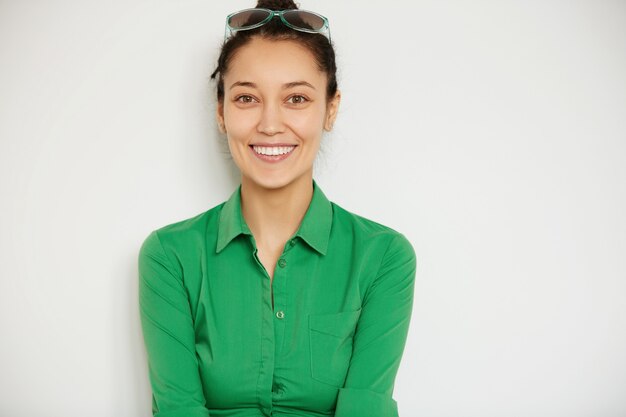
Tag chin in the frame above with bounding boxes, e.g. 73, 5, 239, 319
244, 171, 307, 191
253, 177, 293, 191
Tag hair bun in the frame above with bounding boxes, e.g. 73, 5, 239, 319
255, 0, 298, 11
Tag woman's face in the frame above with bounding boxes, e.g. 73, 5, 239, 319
217, 37, 340, 191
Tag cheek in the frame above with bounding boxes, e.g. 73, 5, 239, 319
224, 108, 257, 141
226, 135, 249, 171
289, 107, 327, 137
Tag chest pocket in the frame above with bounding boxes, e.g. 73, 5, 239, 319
308, 308, 362, 387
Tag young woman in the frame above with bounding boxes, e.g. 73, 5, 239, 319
138, 1, 417, 416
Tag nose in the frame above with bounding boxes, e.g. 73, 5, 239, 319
257, 102, 285, 136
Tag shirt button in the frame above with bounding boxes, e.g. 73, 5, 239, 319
275, 310, 285, 319
289, 239, 296, 246
278, 258, 287, 268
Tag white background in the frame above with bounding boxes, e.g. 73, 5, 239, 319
1, 1, 625, 416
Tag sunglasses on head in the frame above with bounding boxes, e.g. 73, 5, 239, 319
225, 8, 331, 41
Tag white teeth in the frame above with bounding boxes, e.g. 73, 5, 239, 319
252, 145, 295, 156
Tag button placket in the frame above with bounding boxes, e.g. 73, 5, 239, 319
274, 257, 287, 319
272, 252, 288, 356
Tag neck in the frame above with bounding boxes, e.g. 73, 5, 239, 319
240, 174, 314, 250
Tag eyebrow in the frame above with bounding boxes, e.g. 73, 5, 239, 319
229, 81, 316, 90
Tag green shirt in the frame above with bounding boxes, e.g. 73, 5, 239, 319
138, 179, 417, 417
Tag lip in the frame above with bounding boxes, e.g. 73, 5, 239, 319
250, 143, 298, 146
249, 144, 297, 163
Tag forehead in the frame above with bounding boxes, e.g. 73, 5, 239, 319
225, 37, 326, 87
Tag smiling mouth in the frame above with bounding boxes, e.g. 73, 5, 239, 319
250, 144, 297, 156
249, 144, 297, 163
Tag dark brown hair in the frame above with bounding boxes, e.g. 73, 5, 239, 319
210, 0, 338, 103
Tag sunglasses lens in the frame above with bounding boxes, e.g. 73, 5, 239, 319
228, 9, 271, 29
282, 10, 326, 31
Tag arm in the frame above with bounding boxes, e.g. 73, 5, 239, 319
335, 233, 417, 417
138, 230, 211, 417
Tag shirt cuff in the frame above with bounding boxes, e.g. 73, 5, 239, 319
154, 406, 210, 417
334, 388, 399, 417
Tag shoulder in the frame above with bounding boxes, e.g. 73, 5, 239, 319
330, 201, 416, 262
139, 201, 225, 258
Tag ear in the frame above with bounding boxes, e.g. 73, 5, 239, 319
324, 90, 341, 131
216, 101, 226, 133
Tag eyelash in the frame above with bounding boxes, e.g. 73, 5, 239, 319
233, 94, 310, 105
235, 95, 257, 104
287, 95, 309, 104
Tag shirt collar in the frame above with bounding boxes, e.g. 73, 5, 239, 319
216, 179, 332, 255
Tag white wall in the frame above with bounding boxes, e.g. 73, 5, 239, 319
1, 1, 625, 416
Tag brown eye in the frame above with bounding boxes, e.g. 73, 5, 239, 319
287, 95, 308, 105
235, 95, 256, 104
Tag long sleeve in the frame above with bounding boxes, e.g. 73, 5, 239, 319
138, 230, 211, 417
334, 233, 417, 417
